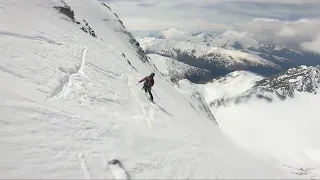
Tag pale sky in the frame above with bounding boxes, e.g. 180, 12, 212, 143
101, 0, 320, 31
100, 0, 320, 52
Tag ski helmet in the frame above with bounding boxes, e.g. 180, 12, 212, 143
150, 72, 155, 77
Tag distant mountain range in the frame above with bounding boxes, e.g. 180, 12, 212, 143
138, 30, 320, 83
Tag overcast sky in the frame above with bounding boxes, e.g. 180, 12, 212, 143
101, 0, 320, 52
102, 0, 320, 31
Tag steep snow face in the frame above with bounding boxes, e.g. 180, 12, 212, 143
148, 54, 211, 83
174, 79, 217, 124
0, 0, 303, 179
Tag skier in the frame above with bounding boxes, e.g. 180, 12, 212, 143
138, 72, 155, 101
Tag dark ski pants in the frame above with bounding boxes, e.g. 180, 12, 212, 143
143, 86, 153, 101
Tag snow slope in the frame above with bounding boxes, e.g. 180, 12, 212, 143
175, 79, 217, 124
0, 0, 302, 178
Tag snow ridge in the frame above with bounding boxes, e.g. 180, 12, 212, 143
207, 65, 320, 108
175, 79, 218, 125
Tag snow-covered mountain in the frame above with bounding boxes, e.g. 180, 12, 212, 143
253, 65, 320, 99
138, 29, 320, 83
139, 36, 279, 76
200, 70, 264, 107
1, 0, 306, 179
202, 66, 320, 176
148, 54, 211, 83
171, 65, 320, 178
204, 65, 320, 108
245, 44, 320, 74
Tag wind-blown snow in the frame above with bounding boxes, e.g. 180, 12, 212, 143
0, 0, 302, 179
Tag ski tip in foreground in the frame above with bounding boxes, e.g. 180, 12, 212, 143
109, 159, 121, 165
108, 159, 131, 180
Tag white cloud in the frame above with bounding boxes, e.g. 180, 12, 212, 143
276, 27, 297, 37
103, 0, 320, 5
234, 18, 320, 52
105, 0, 320, 32
222, 30, 258, 47
301, 35, 320, 53
120, 16, 232, 31
102, 0, 320, 52
161, 28, 188, 41
252, 18, 281, 23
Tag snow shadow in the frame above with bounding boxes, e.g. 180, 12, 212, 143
154, 103, 172, 117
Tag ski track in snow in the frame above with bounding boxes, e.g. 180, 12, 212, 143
141, 93, 159, 127
127, 76, 142, 124
0, 31, 63, 45
128, 76, 155, 128
78, 152, 92, 179
149, 105, 155, 124
142, 103, 152, 128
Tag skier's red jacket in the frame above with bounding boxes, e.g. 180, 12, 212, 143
139, 76, 154, 87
